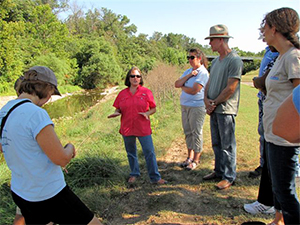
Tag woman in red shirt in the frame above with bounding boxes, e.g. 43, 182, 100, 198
108, 66, 167, 184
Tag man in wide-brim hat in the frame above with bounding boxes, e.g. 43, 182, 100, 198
203, 24, 243, 190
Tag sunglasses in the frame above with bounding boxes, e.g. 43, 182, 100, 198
130, 75, 141, 78
187, 56, 197, 60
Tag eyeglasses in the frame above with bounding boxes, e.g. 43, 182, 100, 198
187, 56, 196, 60
130, 75, 141, 78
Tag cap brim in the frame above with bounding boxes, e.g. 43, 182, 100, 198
204, 35, 233, 40
53, 87, 61, 96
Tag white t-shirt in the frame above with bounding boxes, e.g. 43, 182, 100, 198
0, 99, 66, 201
263, 47, 300, 146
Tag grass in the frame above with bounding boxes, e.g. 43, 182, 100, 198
0, 66, 299, 225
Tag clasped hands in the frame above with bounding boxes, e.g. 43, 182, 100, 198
206, 99, 216, 115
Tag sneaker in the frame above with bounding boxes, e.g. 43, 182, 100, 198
249, 166, 263, 178
186, 161, 198, 170
180, 158, 192, 168
244, 201, 275, 214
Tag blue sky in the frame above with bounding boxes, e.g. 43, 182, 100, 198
63, 0, 300, 53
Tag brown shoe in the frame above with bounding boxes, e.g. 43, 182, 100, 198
153, 179, 168, 185
128, 176, 137, 183
203, 172, 218, 180
216, 180, 232, 190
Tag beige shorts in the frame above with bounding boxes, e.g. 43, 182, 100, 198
181, 105, 206, 152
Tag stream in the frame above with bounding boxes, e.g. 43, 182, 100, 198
43, 88, 105, 119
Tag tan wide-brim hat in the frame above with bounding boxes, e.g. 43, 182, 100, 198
205, 24, 233, 40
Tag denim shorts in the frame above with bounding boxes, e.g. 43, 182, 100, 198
12, 185, 94, 224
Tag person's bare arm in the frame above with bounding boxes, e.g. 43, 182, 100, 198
213, 78, 240, 105
139, 107, 156, 120
175, 70, 198, 88
273, 93, 300, 143
273, 79, 300, 143
181, 82, 203, 95
36, 125, 75, 167
108, 108, 121, 118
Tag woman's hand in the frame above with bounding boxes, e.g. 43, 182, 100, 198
107, 112, 121, 118
138, 112, 149, 120
64, 143, 76, 158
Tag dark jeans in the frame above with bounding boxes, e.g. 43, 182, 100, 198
257, 138, 273, 206
266, 142, 300, 225
210, 113, 236, 183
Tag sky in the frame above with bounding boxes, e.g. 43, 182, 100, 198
63, 0, 300, 53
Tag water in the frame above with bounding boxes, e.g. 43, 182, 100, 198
43, 88, 105, 119
0, 88, 106, 164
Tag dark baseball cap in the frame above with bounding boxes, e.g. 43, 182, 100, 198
27, 66, 61, 96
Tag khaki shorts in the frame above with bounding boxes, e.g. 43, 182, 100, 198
181, 105, 206, 152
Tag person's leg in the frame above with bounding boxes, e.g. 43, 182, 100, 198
209, 113, 223, 177
122, 136, 140, 178
257, 139, 273, 206
88, 216, 103, 225
244, 141, 275, 214
13, 207, 25, 225
249, 99, 265, 178
138, 135, 161, 183
217, 114, 237, 183
181, 105, 194, 165
258, 99, 265, 168
185, 106, 206, 170
189, 107, 206, 161
267, 142, 300, 225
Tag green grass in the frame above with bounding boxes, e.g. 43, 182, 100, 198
0, 68, 298, 224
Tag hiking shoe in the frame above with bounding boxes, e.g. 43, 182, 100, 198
128, 176, 137, 183
216, 180, 232, 190
180, 158, 192, 168
249, 166, 263, 178
203, 172, 220, 180
244, 201, 275, 214
186, 161, 198, 170
152, 179, 168, 185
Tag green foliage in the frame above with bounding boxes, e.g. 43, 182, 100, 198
30, 53, 78, 85
73, 37, 122, 89
0, 0, 264, 95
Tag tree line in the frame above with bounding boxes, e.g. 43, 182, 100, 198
0, 0, 263, 93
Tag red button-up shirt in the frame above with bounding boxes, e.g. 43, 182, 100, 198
113, 86, 156, 136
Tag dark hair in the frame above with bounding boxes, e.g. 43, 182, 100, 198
14, 76, 24, 96
189, 48, 209, 69
124, 66, 144, 87
18, 70, 55, 99
260, 7, 299, 49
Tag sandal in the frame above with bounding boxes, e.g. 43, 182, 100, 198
180, 157, 192, 168
186, 161, 198, 170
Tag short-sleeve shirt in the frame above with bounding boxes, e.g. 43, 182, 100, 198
113, 86, 156, 136
180, 65, 209, 107
293, 85, 300, 114
263, 47, 300, 146
207, 51, 243, 115
257, 47, 279, 100
0, 99, 66, 201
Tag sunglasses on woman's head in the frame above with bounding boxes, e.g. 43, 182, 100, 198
187, 56, 196, 60
130, 75, 141, 78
